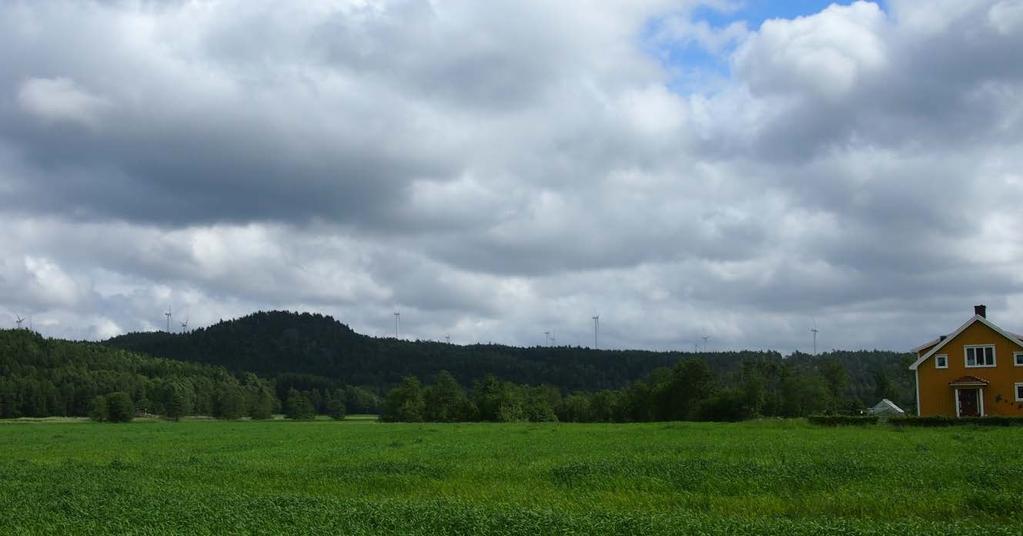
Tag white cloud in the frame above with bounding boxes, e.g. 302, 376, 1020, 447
733, 1, 888, 99
989, 0, 1023, 34
17, 77, 110, 128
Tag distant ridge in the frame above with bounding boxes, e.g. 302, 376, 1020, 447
103, 311, 914, 406
105, 310, 703, 391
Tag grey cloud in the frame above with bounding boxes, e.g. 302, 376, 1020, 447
1, 0, 1022, 353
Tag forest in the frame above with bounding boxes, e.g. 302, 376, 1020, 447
0, 329, 278, 419
106, 310, 916, 411
1, 310, 917, 421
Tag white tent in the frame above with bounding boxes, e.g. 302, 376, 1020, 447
868, 398, 905, 416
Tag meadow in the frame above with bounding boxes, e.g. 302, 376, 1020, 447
1, 419, 1021, 535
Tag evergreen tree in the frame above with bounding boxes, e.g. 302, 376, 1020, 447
165, 384, 193, 421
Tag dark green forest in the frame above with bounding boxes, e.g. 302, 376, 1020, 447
0, 329, 276, 419
1, 310, 916, 421
105, 310, 915, 411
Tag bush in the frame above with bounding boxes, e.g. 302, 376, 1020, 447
891, 415, 1023, 427
105, 392, 135, 423
807, 415, 879, 426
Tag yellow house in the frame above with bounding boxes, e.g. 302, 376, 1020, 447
910, 305, 1023, 417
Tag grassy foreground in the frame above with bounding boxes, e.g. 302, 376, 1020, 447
1, 420, 1021, 535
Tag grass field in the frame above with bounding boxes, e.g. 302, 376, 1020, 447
1, 420, 1021, 535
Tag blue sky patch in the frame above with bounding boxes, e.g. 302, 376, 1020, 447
644, 0, 888, 94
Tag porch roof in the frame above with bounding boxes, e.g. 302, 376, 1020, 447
948, 375, 990, 387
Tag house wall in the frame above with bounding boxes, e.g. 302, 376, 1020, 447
917, 321, 1023, 417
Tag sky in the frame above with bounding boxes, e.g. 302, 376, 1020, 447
2, 0, 1022, 352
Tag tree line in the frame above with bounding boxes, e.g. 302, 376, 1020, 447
0, 329, 377, 421
382, 354, 909, 423
2, 320, 915, 422
104, 310, 916, 407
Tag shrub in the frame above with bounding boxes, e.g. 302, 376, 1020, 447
891, 415, 1023, 427
807, 415, 879, 426
105, 392, 135, 423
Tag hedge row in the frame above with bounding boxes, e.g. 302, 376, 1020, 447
807, 415, 1023, 427
806, 415, 881, 426
890, 415, 1023, 427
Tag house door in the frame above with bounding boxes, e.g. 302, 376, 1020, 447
957, 389, 979, 417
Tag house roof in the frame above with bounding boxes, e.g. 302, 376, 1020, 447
913, 337, 942, 353
908, 314, 1023, 371
948, 375, 990, 386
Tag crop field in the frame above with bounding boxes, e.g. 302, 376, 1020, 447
1, 420, 1021, 535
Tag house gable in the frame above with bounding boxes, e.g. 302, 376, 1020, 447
909, 315, 1023, 371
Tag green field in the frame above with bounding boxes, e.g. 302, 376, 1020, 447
1, 420, 1021, 535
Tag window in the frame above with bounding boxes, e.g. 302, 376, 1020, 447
1015, 352, 1023, 367
935, 354, 948, 369
965, 345, 996, 367
1016, 383, 1023, 402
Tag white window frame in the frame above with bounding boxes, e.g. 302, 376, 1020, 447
935, 354, 948, 369
1014, 352, 1023, 367
1015, 382, 1023, 402
964, 345, 996, 368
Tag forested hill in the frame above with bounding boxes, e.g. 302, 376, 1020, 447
105, 311, 693, 392
104, 311, 916, 407
0, 328, 277, 419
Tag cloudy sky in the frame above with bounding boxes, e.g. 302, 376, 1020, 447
2, 0, 1022, 352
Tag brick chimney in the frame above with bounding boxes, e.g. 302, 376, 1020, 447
974, 304, 986, 318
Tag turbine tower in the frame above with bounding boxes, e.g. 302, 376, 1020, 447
810, 319, 819, 355
544, 331, 550, 346
164, 307, 172, 333
393, 312, 400, 339
180, 315, 189, 333
15, 315, 24, 329
592, 315, 599, 349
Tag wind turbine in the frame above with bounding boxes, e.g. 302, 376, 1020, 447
180, 315, 189, 333
592, 315, 599, 349
702, 334, 710, 352
544, 331, 550, 346
15, 315, 24, 329
393, 312, 400, 339
164, 307, 172, 333
810, 318, 819, 355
